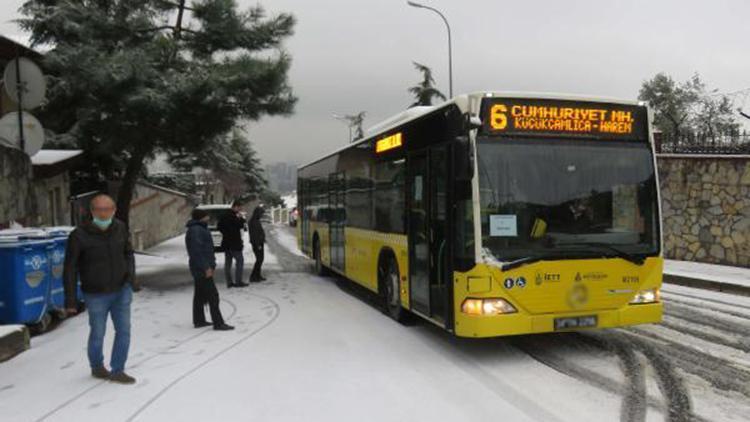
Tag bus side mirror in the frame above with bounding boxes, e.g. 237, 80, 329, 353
454, 136, 473, 181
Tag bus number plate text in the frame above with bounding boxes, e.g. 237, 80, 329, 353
554, 315, 598, 331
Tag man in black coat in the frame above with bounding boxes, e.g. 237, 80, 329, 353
185, 208, 234, 331
248, 206, 266, 282
217, 201, 248, 288
63, 193, 138, 384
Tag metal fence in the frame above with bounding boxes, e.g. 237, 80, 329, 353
656, 133, 750, 154
270, 207, 290, 225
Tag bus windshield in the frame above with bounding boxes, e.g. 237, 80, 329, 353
476, 137, 659, 263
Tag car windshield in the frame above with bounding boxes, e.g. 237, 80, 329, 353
477, 137, 659, 262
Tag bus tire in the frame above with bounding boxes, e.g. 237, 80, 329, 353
379, 256, 411, 323
313, 237, 329, 276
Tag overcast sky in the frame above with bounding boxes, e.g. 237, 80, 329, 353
2, 0, 749, 165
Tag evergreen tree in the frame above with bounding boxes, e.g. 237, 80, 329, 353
408, 62, 446, 107
19, 0, 296, 224
168, 128, 266, 197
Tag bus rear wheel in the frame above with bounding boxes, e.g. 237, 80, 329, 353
313, 238, 328, 276
380, 257, 410, 323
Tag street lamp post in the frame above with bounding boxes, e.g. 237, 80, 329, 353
407, 1, 453, 99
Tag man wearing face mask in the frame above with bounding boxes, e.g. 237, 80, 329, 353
63, 193, 138, 385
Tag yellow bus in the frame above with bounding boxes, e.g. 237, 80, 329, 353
297, 92, 662, 337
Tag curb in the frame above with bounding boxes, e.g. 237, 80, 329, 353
0, 325, 30, 362
663, 273, 750, 297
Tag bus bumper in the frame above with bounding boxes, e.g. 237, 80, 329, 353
453, 302, 663, 338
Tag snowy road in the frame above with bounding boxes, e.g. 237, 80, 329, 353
0, 226, 748, 422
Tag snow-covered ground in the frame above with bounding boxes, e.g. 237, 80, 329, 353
0, 225, 748, 422
0, 324, 25, 338
664, 259, 750, 289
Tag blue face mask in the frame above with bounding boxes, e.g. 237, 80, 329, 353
93, 217, 113, 229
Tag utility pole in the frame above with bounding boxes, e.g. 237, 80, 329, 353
14, 46, 25, 154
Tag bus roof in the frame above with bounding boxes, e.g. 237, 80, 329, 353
298, 91, 645, 170
472, 91, 643, 107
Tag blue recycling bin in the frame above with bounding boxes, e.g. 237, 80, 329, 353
44, 228, 75, 311
0, 234, 54, 325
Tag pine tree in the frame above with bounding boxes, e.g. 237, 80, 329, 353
168, 128, 266, 197
20, 0, 296, 224
408, 62, 446, 107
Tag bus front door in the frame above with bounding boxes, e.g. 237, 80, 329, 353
408, 146, 448, 324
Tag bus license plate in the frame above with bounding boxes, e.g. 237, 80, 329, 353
554, 315, 598, 331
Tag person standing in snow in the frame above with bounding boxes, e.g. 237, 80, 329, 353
248, 205, 267, 282
217, 200, 248, 288
185, 208, 234, 331
63, 193, 138, 384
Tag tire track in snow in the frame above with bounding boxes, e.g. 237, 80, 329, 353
513, 332, 710, 422
576, 334, 648, 422
658, 318, 750, 353
125, 293, 280, 421
614, 330, 695, 422
664, 302, 750, 339
34, 293, 240, 422
266, 225, 312, 274
663, 296, 750, 321
625, 326, 750, 398
426, 336, 567, 422
513, 333, 652, 422
662, 290, 750, 312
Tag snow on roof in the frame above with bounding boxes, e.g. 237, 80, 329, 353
137, 180, 189, 198
364, 106, 435, 138
299, 91, 645, 170
0, 33, 51, 55
30, 149, 83, 166
656, 153, 750, 159
196, 204, 232, 210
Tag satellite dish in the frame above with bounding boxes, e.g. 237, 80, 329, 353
3, 57, 46, 110
0, 112, 45, 156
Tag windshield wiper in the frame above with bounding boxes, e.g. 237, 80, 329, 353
555, 242, 645, 266
500, 254, 563, 271
499, 243, 645, 271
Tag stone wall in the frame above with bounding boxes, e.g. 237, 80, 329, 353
658, 155, 750, 267
127, 181, 196, 250
0, 145, 34, 227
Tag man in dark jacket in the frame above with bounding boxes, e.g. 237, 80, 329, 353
185, 208, 234, 331
248, 205, 266, 282
217, 201, 248, 288
63, 193, 138, 384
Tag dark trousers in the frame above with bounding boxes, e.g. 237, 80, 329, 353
250, 244, 264, 280
191, 270, 225, 327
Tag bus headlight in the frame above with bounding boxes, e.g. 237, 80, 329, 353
461, 298, 517, 315
629, 288, 660, 304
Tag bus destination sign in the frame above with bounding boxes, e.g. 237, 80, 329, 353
481, 98, 648, 141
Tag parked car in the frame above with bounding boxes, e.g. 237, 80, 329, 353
195, 204, 232, 252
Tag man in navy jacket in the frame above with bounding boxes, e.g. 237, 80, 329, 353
185, 208, 234, 331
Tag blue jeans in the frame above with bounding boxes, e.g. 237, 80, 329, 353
224, 249, 244, 285
83, 284, 133, 374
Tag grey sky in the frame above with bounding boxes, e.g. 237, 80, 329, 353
2, 0, 749, 165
